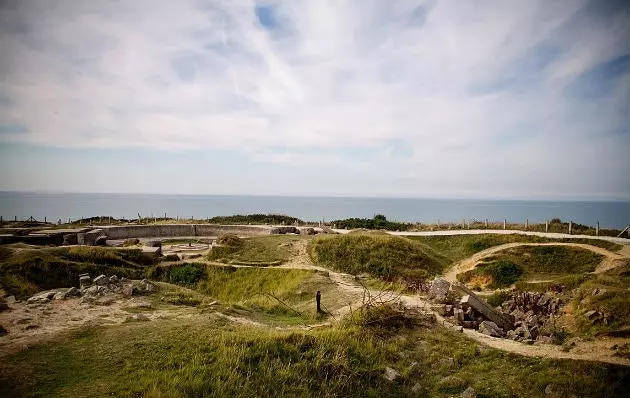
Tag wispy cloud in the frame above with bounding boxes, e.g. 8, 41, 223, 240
0, 0, 628, 198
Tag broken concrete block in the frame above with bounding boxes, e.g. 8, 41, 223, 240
478, 321, 503, 337
456, 283, 513, 330
428, 278, 451, 302
93, 275, 108, 285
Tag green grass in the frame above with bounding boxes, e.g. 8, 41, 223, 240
0, 246, 157, 298
1, 318, 628, 397
570, 263, 630, 336
309, 234, 447, 285
408, 234, 622, 264
457, 246, 603, 289
208, 235, 299, 266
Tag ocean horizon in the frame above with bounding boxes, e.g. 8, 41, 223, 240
1, 191, 629, 229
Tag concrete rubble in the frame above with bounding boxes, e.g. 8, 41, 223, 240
426, 277, 566, 344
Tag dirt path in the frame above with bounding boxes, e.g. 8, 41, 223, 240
442, 242, 629, 283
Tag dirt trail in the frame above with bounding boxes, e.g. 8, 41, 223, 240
442, 242, 629, 283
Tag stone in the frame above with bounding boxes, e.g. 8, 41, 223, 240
109, 275, 119, 284
585, 310, 601, 323
53, 291, 67, 300
438, 357, 455, 368
461, 386, 477, 398
456, 283, 513, 330
411, 383, 422, 394
429, 278, 451, 302
478, 321, 503, 337
142, 246, 162, 256
536, 335, 553, 344
510, 309, 526, 321
454, 308, 465, 322
79, 275, 91, 289
127, 299, 152, 309
5, 296, 16, 304
0, 324, 7, 336
122, 284, 133, 297
94, 275, 108, 285
95, 236, 107, 246
383, 366, 401, 382
95, 297, 115, 306
66, 287, 78, 296
431, 304, 447, 315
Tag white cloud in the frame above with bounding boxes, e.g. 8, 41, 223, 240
0, 0, 628, 198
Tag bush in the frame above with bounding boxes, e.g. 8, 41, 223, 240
149, 263, 205, 285
331, 214, 413, 231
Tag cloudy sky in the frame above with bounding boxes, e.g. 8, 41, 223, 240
0, 0, 628, 199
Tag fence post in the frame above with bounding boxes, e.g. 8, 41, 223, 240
437, 219, 440, 229
525, 219, 528, 230
545, 220, 549, 233
316, 291, 321, 313
503, 219, 507, 230
44, 216, 47, 223
568, 221, 572, 235
485, 219, 488, 228
596, 222, 599, 236
14, 216, 17, 222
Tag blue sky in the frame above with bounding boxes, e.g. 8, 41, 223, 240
0, 0, 628, 199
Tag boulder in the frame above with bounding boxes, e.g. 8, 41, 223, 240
478, 321, 503, 337
79, 275, 91, 289
383, 367, 401, 382
456, 283, 513, 330
428, 278, 451, 303
122, 284, 133, 297
5, 296, 16, 304
300, 227, 316, 235
66, 287, 78, 296
93, 275, 108, 285
141, 279, 155, 292
461, 386, 477, 398
109, 275, 119, 284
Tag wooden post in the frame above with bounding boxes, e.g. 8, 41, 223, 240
466, 219, 470, 229
14, 216, 17, 222
503, 219, 507, 230
44, 216, 47, 223
68, 218, 71, 223
545, 220, 549, 233
316, 291, 321, 313
525, 219, 528, 230
596, 222, 599, 236
568, 221, 572, 235
485, 219, 488, 228
437, 219, 440, 229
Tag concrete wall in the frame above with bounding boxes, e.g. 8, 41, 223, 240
100, 224, 272, 239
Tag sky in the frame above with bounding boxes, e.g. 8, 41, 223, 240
0, 0, 628, 200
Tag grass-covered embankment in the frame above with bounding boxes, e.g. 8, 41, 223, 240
1, 316, 628, 397
309, 234, 447, 286
457, 246, 604, 289
208, 235, 298, 266
409, 234, 621, 264
0, 246, 157, 298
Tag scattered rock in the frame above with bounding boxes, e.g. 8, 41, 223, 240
93, 275, 108, 285
411, 383, 423, 394
5, 296, 16, 304
109, 275, 119, 284
383, 366, 401, 382
437, 357, 455, 368
127, 299, 152, 309
478, 321, 503, 337
141, 279, 155, 292
0, 324, 7, 336
79, 275, 91, 289
122, 283, 133, 297
94, 297, 115, 306
461, 386, 477, 398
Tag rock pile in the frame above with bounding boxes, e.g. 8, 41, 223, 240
427, 278, 564, 343
26, 275, 156, 305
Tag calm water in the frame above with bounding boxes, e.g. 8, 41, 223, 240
0, 192, 629, 229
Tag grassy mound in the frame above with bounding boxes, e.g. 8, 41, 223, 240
208, 214, 303, 225
0, 246, 157, 298
309, 234, 446, 285
457, 246, 604, 289
208, 235, 297, 266
409, 234, 621, 264
1, 318, 628, 397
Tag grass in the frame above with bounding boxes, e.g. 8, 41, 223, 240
570, 262, 630, 336
208, 235, 299, 266
0, 246, 157, 298
457, 246, 603, 289
308, 234, 447, 286
1, 318, 628, 397
409, 234, 622, 264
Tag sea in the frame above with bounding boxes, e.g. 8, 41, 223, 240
0, 192, 629, 229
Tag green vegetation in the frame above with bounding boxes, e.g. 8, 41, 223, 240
332, 214, 413, 231
208, 214, 304, 225
571, 262, 630, 336
309, 234, 446, 287
409, 234, 621, 264
209, 235, 298, 266
0, 246, 156, 298
457, 246, 603, 289
1, 318, 628, 397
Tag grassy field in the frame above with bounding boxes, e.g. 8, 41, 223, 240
208, 235, 300, 266
409, 234, 621, 264
457, 246, 604, 289
1, 316, 628, 397
0, 246, 156, 298
309, 234, 448, 287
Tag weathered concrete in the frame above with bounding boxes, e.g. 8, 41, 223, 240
98, 224, 271, 239
456, 283, 513, 330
